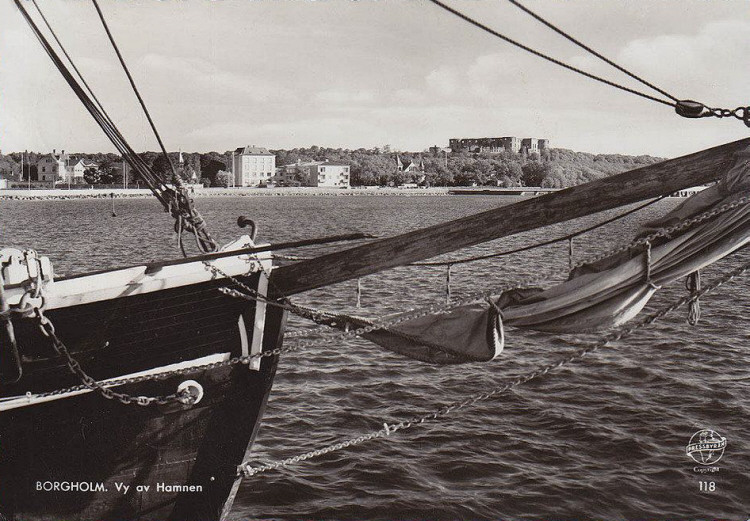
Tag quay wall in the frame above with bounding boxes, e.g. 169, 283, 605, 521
0, 186, 452, 200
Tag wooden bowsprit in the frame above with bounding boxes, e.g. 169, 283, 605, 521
270, 138, 750, 297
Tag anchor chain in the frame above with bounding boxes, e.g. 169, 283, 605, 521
34, 308, 197, 407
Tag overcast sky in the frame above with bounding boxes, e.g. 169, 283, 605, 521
1, 0, 748, 157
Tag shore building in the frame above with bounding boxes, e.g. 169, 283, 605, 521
396, 155, 425, 173
232, 146, 276, 187
36, 150, 68, 182
276, 160, 350, 188
36, 150, 95, 184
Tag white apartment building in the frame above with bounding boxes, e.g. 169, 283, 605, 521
232, 146, 276, 187
276, 160, 350, 188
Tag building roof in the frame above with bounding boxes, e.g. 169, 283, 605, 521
39, 152, 69, 163
280, 160, 322, 168
319, 162, 350, 167
235, 146, 274, 156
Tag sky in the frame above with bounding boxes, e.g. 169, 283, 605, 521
0, 0, 748, 157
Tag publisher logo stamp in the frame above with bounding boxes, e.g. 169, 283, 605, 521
686, 429, 727, 466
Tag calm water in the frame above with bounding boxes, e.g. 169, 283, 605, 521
2, 195, 749, 519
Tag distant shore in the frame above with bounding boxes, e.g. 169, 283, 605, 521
0, 186, 452, 200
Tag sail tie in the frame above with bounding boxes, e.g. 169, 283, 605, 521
643, 240, 661, 290
686, 270, 702, 325
446, 264, 453, 303
568, 237, 575, 270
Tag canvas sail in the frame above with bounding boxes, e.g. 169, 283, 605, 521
361, 149, 750, 362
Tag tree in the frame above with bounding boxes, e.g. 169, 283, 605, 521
151, 154, 174, 179
215, 170, 233, 188
97, 160, 116, 184
521, 161, 551, 187
429, 165, 454, 186
199, 154, 226, 184
83, 167, 100, 184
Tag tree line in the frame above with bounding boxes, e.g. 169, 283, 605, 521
0, 147, 663, 188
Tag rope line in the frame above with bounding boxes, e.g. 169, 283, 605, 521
424, 0, 674, 107
90, 0, 179, 183
505, 0, 679, 103
16, 0, 217, 253
30, 0, 118, 139
12, 0, 169, 206
412, 196, 665, 266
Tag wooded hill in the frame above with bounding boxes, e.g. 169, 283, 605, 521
0, 147, 664, 188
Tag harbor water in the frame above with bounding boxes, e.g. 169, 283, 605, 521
2, 195, 748, 519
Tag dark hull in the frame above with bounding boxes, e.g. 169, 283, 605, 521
0, 272, 285, 521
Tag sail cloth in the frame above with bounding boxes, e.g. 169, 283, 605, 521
313, 305, 504, 365
359, 148, 750, 363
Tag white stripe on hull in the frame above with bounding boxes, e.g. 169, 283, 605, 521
0, 352, 231, 412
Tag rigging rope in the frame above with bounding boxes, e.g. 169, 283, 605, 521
30, 0, 120, 145
13, 0, 165, 201
90, 0, 179, 184
14, 0, 217, 253
424, 0, 674, 107
412, 196, 666, 267
504, 0, 679, 104
425, 0, 750, 127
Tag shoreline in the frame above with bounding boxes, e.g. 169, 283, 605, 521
0, 186, 451, 200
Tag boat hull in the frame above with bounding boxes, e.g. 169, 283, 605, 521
0, 260, 285, 521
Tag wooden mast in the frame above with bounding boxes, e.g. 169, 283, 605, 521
270, 137, 750, 297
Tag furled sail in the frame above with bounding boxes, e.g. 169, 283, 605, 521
361, 148, 750, 362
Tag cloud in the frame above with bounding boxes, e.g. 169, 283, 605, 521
575, 19, 750, 105
425, 66, 460, 97
141, 54, 298, 104
185, 117, 389, 150
314, 89, 377, 105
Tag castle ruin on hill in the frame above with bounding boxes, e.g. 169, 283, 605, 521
449, 137, 549, 154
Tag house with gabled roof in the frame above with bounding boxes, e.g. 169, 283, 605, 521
36, 150, 97, 184
395, 154, 425, 174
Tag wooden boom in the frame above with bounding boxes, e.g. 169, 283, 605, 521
270, 137, 750, 297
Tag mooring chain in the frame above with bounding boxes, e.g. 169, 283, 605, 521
34, 308, 197, 407
572, 192, 750, 271
27, 333, 303, 403
209, 262, 562, 340
237, 258, 750, 478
